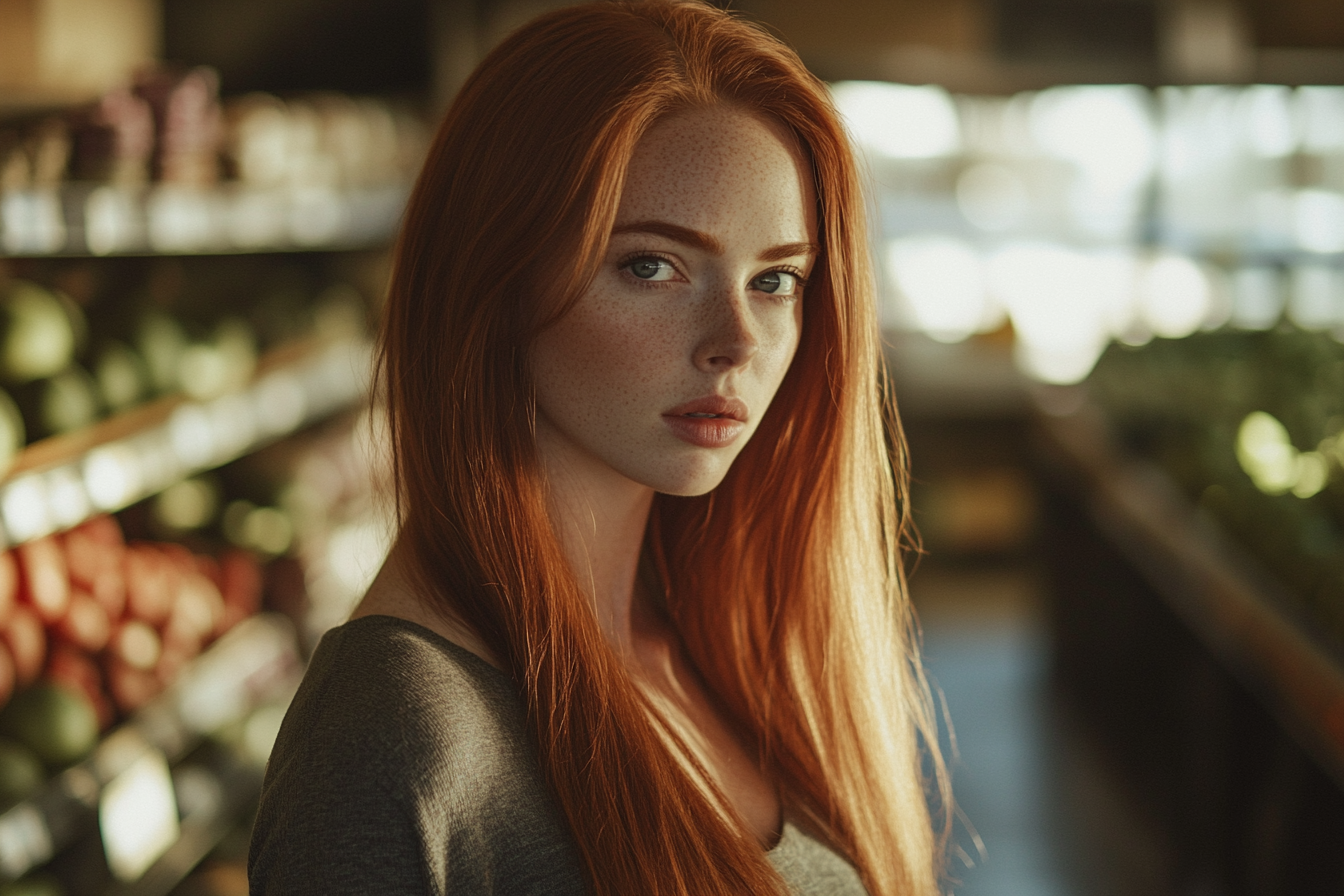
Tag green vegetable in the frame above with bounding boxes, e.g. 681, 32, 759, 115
0, 737, 44, 807
0, 282, 79, 383
0, 684, 99, 770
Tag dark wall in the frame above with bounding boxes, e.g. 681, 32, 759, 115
993, 0, 1158, 61
162, 0, 435, 95
1243, 0, 1344, 49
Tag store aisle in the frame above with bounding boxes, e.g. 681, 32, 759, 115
913, 566, 1168, 896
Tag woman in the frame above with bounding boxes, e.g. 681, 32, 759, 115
249, 2, 949, 894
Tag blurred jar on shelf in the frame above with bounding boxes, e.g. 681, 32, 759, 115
1, 68, 427, 256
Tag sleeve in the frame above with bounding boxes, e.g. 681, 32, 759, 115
248, 747, 432, 896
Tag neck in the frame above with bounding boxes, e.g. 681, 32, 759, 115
537, 420, 655, 656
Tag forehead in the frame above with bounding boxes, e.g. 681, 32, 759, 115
615, 105, 816, 239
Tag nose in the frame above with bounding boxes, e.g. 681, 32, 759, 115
693, 286, 759, 373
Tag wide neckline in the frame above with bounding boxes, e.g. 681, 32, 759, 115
341, 612, 505, 676
333, 613, 803, 855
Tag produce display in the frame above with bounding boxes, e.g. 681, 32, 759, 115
1086, 328, 1344, 645
0, 228, 385, 896
0, 49, 408, 893
0, 342, 382, 893
0, 256, 376, 477
0, 514, 262, 797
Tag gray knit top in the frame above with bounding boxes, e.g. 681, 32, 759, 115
248, 615, 868, 895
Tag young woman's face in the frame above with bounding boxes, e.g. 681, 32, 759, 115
531, 104, 817, 497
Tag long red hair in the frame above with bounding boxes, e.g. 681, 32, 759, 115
380, 2, 948, 893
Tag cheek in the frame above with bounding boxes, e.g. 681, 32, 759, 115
533, 293, 677, 408
758, 303, 803, 387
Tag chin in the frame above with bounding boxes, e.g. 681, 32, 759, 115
657, 480, 722, 498
646, 458, 734, 498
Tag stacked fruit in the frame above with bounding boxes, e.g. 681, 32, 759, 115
0, 515, 262, 806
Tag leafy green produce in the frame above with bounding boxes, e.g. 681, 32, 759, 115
0, 282, 83, 384
0, 684, 99, 770
0, 737, 44, 807
1089, 330, 1344, 643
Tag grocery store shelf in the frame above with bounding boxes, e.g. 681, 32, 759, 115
1034, 399, 1344, 788
0, 613, 301, 884
0, 183, 409, 257
0, 334, 374, 548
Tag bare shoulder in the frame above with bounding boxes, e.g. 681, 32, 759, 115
351, 545, 503, 671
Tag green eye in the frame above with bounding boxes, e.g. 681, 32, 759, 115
627, 258, 674, 281
754, 271, 799, 295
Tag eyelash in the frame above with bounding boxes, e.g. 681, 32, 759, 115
617, 252, 808, 301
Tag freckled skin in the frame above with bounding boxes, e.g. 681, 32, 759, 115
531, 105, 818, 497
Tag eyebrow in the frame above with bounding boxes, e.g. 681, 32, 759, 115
611, 220, 817, 262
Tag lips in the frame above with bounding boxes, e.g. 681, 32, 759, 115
664, 395, 747, 421
662, 395, 748, 448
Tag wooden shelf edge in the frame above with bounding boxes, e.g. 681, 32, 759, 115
1033, 402, 1344, 788
0, 334, 374, 549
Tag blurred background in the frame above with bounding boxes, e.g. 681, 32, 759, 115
1, 1, 1343, 894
